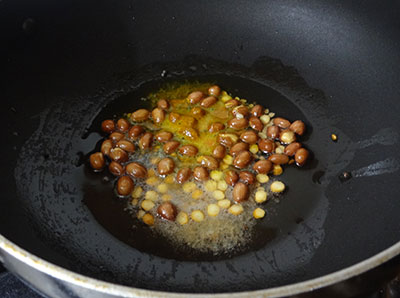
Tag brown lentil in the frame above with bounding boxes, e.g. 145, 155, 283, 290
290, 120, 306, 136
138, 132, 153, 150
116, 176, 134, 196
230, 142, 249, 157
155, 131, 173, 142
188, 91, 205, 104
131, 109, 150, 122
233, 150, 252, 169
232, 106, 249, 118
240, 130, 258, 144
239, 171, 255, 185
109, 132, 125, 143
295, 148, 309, 166
89, 152, 105, 170
266, 126, 280, 139
116, 140, 135, 153
209, 122, 225, 133
151, 108, 165, 124
163, 140, 180, 154
126, 162, 147, 178
284, 142, 302, 156
228, 118, 248, 130
200, 96, 217, 108
128, 125, 144, 139
109, 161, 124, 176
212, 144, 226, 159
157, 202, 177, 221
101, 120, 115, 133
258, 139, 275, 153
190, 107, 205, 118
218, 133, 238, 148
100, 139, 113, 156
232, 182, 249, 202
116, 118, 130, 132
157, 158, 175, 175
193, 166, 209, 181
224, 170, 239, 186
249, 117, 263, 131
273, 117, 291, 129
225, 99, 240, 108
208, 85, 221, 96
200, 155, 219, 170
109, 148, 128, 163
253, 160, 273, 174
268, 154, 289, 165
157, 99, 169, 110
169, 112, 180, 123
250, 105, 264, 117
176, 168, 192, 184
179, 145, 198, 156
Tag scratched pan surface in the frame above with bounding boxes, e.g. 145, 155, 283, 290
1, 0, 400, 294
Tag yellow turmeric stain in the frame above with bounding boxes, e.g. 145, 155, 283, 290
147, 82, 234, 160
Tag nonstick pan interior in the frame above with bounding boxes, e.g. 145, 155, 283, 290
1, 0, 400, 294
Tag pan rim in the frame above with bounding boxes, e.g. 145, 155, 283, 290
1, 234, 399, 297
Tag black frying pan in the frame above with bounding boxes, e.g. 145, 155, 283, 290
1, 0, 400, 296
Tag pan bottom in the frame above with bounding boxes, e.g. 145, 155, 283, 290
12, 56, 333, 291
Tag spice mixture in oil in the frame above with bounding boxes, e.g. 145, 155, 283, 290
89, 82, 310, 255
